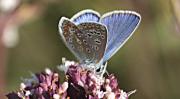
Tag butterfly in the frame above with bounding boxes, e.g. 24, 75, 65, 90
58, 9, 141, 73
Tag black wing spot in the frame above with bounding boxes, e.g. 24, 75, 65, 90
86, 48, 91, 53
95, 31, 101, 36
71, 44, 74, 49
83, 39, 87, 44
101, 34, 105, 39
89, 29, 95, 34
94, 39, 101, 45
86, 33, 93, 38
94, 45, 99, 50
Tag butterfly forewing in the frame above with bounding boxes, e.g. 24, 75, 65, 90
60, 18, 87, 61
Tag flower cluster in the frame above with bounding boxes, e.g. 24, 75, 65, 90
7, 68, 68, 99
7, 59, 135, 99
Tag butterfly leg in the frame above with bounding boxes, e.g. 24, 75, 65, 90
105, 70, 109, 76
100, 62, 108, 78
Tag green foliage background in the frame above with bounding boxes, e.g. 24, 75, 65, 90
6, 0, 180, 99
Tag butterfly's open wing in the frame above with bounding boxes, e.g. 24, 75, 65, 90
100, 11, 141, 62
59, 17, 107, 66
71, 9, 100, 25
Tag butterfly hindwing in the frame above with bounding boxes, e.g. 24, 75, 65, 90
100, 11, 141, 62
77, 22, 107, 65
59, 17, 107, 66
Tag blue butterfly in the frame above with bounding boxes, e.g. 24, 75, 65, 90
58, 9, 141, 72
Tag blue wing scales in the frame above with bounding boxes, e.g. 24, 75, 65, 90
100, 11, 141, 62
71, 9, 100, 25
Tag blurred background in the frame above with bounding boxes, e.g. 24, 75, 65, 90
0, 0, 180, 99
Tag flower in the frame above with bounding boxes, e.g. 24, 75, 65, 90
7, 58, 135, 99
